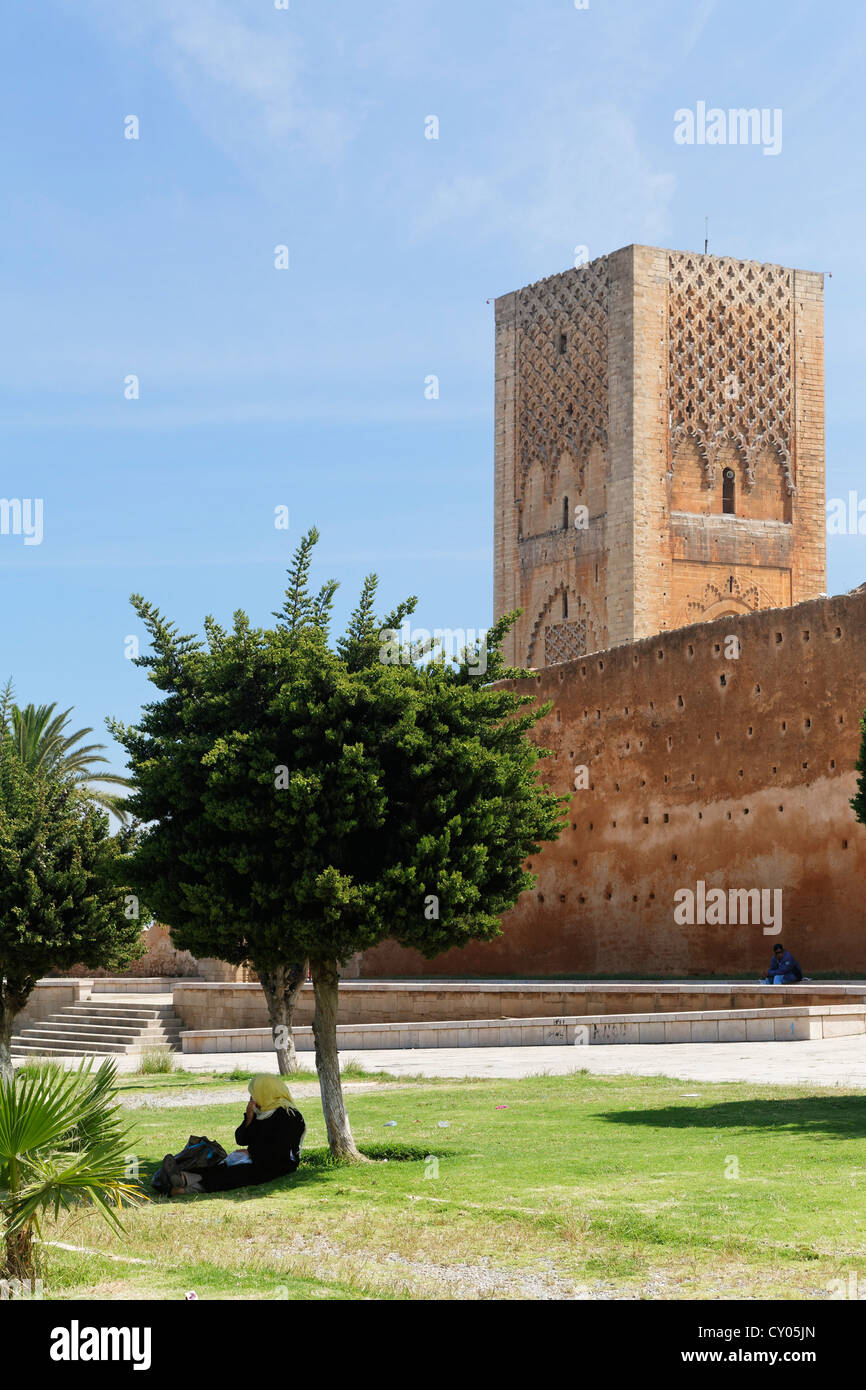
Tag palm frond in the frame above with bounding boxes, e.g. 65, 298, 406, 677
0, 1061, 146, 1239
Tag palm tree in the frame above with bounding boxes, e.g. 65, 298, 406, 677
0, 685, 131, 822
0, 1059, 145, 1281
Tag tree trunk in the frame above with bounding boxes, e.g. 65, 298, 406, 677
0, 995, 15, 1084
311, 957, 363, 1161
3, 1226, 35, 1283
258, 962, 306, 1075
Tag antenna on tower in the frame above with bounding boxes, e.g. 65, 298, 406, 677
704, 217, 709, 255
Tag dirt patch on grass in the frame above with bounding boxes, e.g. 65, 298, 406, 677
119, 1081, 406, 1111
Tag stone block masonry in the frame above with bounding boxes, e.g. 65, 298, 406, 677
494, 244, 826, 670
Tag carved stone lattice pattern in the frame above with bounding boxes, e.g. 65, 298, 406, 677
516, 261, 610, 498
668, 253, 794, 493
528, 588, 601, 667
544, 621, 590, 666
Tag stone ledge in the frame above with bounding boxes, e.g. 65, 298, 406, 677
179, 1004, 866, 1053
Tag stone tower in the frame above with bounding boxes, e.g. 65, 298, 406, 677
493, 244, 826, 668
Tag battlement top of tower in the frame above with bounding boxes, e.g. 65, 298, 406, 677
496, 244, 824, 307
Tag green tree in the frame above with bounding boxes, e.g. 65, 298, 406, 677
112, 529, 566, 1158
0, 1059, 143, 1282
0, 723, 143, 1079
851, 714, 866, 828
1, 689, 131, 822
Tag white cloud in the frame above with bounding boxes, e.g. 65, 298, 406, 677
408, 101, 676, 264
71, 0, 352, 168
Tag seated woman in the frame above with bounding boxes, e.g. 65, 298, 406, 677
163, 1075, 306, 1196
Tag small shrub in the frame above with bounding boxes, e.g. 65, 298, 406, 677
339, 1056, 367, 1078
138, 1046, 175, 1075
14, 1055, 58, 1081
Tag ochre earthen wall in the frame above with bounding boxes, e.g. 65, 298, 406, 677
362, 588, 866, 978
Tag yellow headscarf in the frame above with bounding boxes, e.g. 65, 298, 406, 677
249, 1074, 294, 1116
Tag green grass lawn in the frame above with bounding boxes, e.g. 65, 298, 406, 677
38, 1070, 866, 1301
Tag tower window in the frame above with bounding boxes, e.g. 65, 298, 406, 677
562, 591, 568, 619
558, 333, 567, 355
722, 467, 736, 515
563, 496, 569, 529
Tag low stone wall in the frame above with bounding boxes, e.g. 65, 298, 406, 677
171, 979, 866, 1031
17, 979, 84, 1027
180, 1004, 866, 1053
173, 982, 274, 1031
91, 978, 183, 995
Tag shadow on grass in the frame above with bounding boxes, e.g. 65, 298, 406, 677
140, 1141, 443, 1203
598, 1095, 866, 1139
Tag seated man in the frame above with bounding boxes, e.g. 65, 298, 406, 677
761, 943, 803, 985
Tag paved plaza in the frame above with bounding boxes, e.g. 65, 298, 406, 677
35, 1032, 866, 1087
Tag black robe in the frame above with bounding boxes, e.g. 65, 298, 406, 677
198, 1106, 306, 1192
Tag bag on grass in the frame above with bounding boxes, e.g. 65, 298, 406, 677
151, 1134, 229, 1193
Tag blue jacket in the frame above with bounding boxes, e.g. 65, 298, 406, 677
766, 951, 802, 980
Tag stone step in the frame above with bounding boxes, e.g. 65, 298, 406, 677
44, 1017, 179, 1028
11, 1037, 130, 1055
19, 1017, 177, 1039
32, 1011, 180, 1028
11, 1039, 179, 1056
12, 997, 185, 1057
43, 1014, 181, 1034
68, 1003, 176, 1018
11, 1045, 125, 1058
24, 1023, 179, 1045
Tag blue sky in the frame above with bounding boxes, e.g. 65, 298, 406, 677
1, 0, 864, 780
